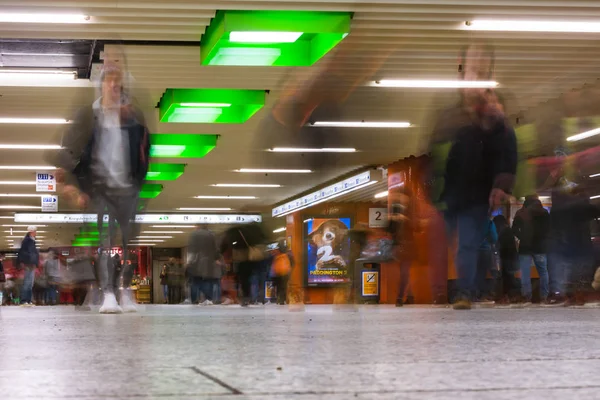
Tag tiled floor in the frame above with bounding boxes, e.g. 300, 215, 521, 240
1, 304, 599, 399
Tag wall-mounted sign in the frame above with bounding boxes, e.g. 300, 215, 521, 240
272, 170, 382, 217
41, 195, 58, 212
36, 171, 56, 192
368, 208, 389, 228
362, 271, 379, 296
14, 213, 262, 224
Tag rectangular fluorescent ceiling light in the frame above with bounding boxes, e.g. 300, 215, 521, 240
177, 208, 232, 211
270, 147, 356, 153
374, 190, 389, 199
237, 168, 312, 174
180, 103, 231, 107
229, 31, 303, 43
273, 227, 286, 233
309, 121, 410, 128
0, 144, 61, 150
567, 127, 600, 142
0, 181, 36, 185
212, 183, 281, 188
0, 194, 43, 197
150, 226, 194, 229
194, 195, 257, 199
130, 239, 164, 243
128, 243, 156, 246
590, 173, 600, 178
212, 47, 282, 66
142, 231, 185, 234
371, 80, 499, 89
592, 195, 600, 200
4, 230, 46, 233
0, 166, 56, 170
272, 170, 382, 217
0, 13, 90, 24
0, 206, 41, 209
136, 236, 173, 239
463, 20, 600, 33
0, 118, 69, 124
2, 225, 46, 227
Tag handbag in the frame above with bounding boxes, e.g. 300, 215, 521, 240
239, 230, 265, 262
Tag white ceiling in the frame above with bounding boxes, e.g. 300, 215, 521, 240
0, 0, 599, 247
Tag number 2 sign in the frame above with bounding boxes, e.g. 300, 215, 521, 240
368, 208, 388, 228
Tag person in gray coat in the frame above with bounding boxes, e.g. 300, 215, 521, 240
44, 249, 61, 306
186, 225, 222, 305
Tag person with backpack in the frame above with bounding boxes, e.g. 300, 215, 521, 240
47, 46, 150, 314
270, 240, 294, 305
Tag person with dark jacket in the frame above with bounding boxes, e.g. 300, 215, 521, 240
428, 43, 518, 310
187, 225, 222, 305
17, 226, 39, 306
493, 215, 520, 302
549, 182, 600, 305
166, 258, 184, 304
221, 223, 267, 306
512, 196, 550, 304
47, 47, 150, 314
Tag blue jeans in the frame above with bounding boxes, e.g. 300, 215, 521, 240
445, 205, 490, 302
162, 284, 168, 302
21, 267, 35, 304
191, 277, 219, 302
251, 265, 268, 304
519, 254, 549, 301
45, 284, 59, 305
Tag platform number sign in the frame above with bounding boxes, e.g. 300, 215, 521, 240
41, 195, 58, 212
36, 172, 56, 192
369, 208, 388, 228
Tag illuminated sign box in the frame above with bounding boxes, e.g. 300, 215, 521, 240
200, 10, 351, 66
272, 170, 382, 217
146, 164, 186, 182
139, 183, 164, 199
150, 134, 218, 158
15, 213, 263, 224
159, 88, 265, 124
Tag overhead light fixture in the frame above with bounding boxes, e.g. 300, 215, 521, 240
371, 79, 499, 89
237, 168, 312, 174
273, 227, 286, 233
194, 195, 257, 199
130, 239, 164, 243
0, 69, 77, 82
0, 216, 14, 219
0, 166, 56, 170
149, 226, 194, 229
309, 121, 411, 128
177, 207, 232, 211
142, 231, 184, 234
179, 102, 232, 108
273, 170, 382, 217
0, 144, 62, 150
229, 31, 303, 43
135, 236, 173, 239
5, 235, 45, 238
2, 225, 46, 227
270, 147, 356, 153
0, 194, 43, 198
0, 118, 69, 124
590, 173, 600, 178
0, 13, 90, 24
374, 190, 389, 199
463, 19, 600, 33
567, 127, 600, 142
212, 183, 281, 188
0, 206, 41, 209
591, 195, 600, 200
4, 230, 46, 233
0, 181, 36, 185
128, 243, 156, 247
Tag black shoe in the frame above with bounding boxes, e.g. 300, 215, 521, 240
395, 298, 404, 307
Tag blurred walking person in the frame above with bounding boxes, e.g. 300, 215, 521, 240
512, 196, 550, 305
187, 225, 222, 306
493, 215, 520, 304
44, 249, 61, 306
270, 240, 294, 305
427, 43, 518, 310
159, 264, 168, 304
48, 47, 150, 314
17, 226, 39, 307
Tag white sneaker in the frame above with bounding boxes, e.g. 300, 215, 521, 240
200, 299, 214, 306
119, 290, 138, 313
99, 292, 123, 314
221, 298, 234, 305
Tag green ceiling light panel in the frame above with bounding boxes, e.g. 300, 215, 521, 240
159, 89, 265, 124
146, 164, 186, 182
140, 183, 164, 199
150, 134, 218, 158
200, 10, 351, 67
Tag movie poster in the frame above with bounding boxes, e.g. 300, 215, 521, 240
306, 217, 352, 285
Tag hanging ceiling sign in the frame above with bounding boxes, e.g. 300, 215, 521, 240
14, 213, 262, 224
272, 170, 382, 217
